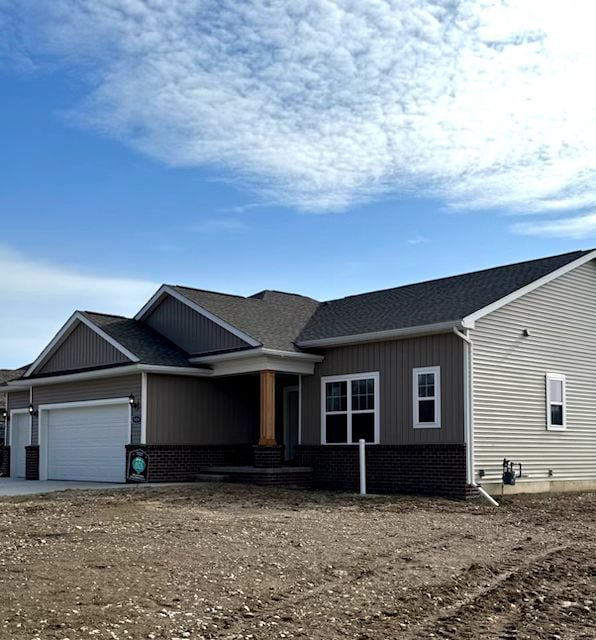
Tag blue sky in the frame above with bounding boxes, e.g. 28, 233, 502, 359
1, 1, 596, 368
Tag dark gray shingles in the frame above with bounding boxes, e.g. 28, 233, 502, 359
172, 287, 319, 352
82, 312, 193, 367
298, 250, 592, 342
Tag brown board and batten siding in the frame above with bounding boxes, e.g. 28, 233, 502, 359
472, 259, 596, 484
146, 374, 259, 445
27, 375, 142, 445
144, 295, 248, 355
38, 322, 130, 374
301, 333, 464, 445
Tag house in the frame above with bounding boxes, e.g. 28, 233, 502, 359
2, 249, 596, 498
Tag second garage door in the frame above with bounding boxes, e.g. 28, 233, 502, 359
47, 403, 129, 482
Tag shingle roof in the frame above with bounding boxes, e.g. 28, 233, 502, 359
82, 312, 194, 367
0, 368, 27, 385
171, 287, 319, 352
298, 250, 593, 343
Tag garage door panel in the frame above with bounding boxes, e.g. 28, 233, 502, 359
47, 404, 128, 482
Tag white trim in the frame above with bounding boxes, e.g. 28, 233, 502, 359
4, 364, 212, 388
141, 371, 148, 444
135, 285, 261, 347
24, 311, 140, 378
209, 354, 320, 377
298, 321, 458, 348
38, 397, 130, 481
190, 347, 323, 365
462, 250, 596, 328
546, 372, 566, 431
320, 372, 380, 445
413, 366, 441, 429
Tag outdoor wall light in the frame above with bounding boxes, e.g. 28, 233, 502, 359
28, 404, 38, 417
1, 409, 8, 422
128, 393, 138, 409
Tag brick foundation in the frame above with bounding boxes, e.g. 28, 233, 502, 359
25, 446, 40, 480
253, 445, 284, 468
295, 444, 470, 499
0, 446, 9, 477
125, 444, 254, 482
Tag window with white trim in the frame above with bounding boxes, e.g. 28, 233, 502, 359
413, 366, 441, 428
322, 373, 379, 444
546, 373, 566, 430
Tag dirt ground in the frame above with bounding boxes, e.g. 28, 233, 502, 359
0, 485, 594, 640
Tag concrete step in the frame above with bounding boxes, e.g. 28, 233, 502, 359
193, 473, 230, 483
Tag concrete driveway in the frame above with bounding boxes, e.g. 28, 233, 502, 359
0, 478, 152, 497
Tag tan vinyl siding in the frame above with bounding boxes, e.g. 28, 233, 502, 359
301, 333, 464, 445
144, 295, 248, 355
29, 375, 141, 445
472, 259, 596, 483
38, 322, 130, 374
146, 374, 259, 445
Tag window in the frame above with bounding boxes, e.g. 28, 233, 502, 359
413, 366, 441, 428
322, 373, 379, 444
546, 373, 566, 430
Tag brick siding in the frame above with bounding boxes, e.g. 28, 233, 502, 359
253, 445, 284, 468
0, 446, 9, 477
125, 444, 254, 483
295, 444, 471, 499
25, 445, 40, 480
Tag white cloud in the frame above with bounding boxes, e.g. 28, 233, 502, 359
0, 246, 157, 369
5, 1, 596, 214
407, 235, 430, 246
512, 213, 596, 239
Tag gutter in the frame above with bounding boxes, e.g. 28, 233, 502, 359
190, 347, 324, 365
2, 364, 213, 389
297, 321, 459, 349
452, 327, 498, 507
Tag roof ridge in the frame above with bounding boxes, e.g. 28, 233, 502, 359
81, 310, 130, 320
170, 284, 249, 300
321, 249, 593, 304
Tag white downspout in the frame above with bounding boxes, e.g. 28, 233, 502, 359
453, 327, 498, 507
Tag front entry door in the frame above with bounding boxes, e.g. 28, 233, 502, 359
283, 386, 299, 461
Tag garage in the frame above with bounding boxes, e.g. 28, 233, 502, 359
10, 412, 30, 478
46, 402, 129, 482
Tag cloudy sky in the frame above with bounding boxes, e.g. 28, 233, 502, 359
1, 0, 596, 367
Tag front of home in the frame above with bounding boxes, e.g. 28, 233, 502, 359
2, 249, 596, 498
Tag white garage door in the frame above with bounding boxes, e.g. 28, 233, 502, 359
47, 403, 129, 482
10, 413, 29, 478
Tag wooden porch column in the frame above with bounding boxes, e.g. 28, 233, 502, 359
259, 370, 276, 446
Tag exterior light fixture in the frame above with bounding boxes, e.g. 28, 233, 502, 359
28, 404, 38, 417
1, 409, 8, 422
128, 393, 137, 408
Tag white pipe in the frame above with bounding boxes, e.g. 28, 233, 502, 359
472, 483, 499, 506
359, 439, 366, 495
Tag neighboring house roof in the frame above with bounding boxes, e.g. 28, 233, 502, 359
171, 286, 320, 353
78, 312, 194, 368
298, 249, 594, 344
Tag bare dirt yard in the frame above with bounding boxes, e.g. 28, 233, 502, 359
0, 485, 594, 640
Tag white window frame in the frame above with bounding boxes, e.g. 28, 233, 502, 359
546, 373, 566, 431
321, 372, 380, 445
413, 366, 441, 429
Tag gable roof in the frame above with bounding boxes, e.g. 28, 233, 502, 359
298, 249, 596, 345
80, 312, 195, 368
164, 286, 319, 353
